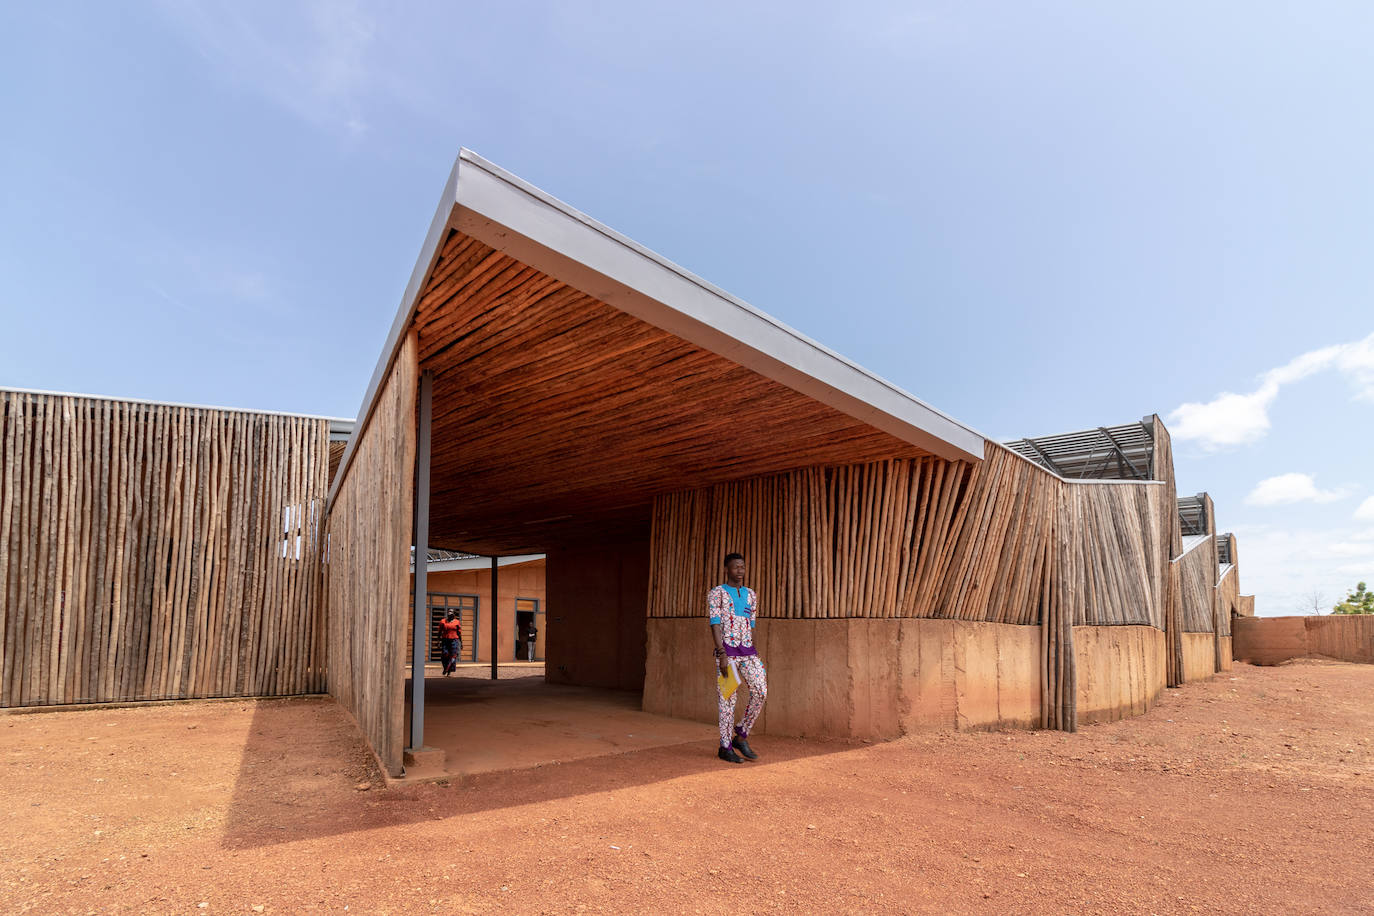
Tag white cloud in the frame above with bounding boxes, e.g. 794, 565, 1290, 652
1169, 331, 1374, 450
1231, 523, 1372, 615
1356, 496, 1374, 521
1329, 540, 1374, 558
1244, 473, 1350, 507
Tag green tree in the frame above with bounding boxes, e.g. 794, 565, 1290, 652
1331, 582, 1374, 615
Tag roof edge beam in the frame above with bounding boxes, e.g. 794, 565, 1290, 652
450, 151, 985, 465
329, 148, 990, 510
327, 157, 461, 510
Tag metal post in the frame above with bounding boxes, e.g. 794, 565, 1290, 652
409, 370, 433, 752
490, 555, 499, 680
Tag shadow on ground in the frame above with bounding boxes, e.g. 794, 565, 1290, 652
219, 681, 852, 851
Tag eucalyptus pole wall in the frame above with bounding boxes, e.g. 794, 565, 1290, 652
1217, 534, 1239, 638
647, 446, 1170, 732
1174, 535, 1219, 681
324, 332, 418, 778
1203, 494, 1222, 673
1149, 415, 1186, 687
1178, 543, 1217, 633
1217, 567, 1238, 636
0, 389, 330, 707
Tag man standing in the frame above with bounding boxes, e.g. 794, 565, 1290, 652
709, 552, 766, 763
437, 610, 463, 676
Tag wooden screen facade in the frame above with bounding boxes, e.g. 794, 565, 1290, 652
1217, 568, 1237, 638
1169, 488, 1225, 677
1177, 541, 1217, 634
648, 445, 1172, 731
1216, 532, 1239, 639
0, 390, 330, 707
323, 332, 418, 778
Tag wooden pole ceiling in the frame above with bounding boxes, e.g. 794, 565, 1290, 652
329, 150, 987, 556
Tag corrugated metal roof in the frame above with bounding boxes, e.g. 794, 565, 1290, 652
1003, 418, 1154, 480
1178, 495, 1209, 537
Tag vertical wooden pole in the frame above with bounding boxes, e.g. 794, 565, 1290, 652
490, 555, 499, 680
410, 370, 433, 751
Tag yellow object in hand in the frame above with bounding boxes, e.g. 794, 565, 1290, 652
717, 658, 741, 700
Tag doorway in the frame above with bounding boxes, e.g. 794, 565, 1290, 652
515, 598, 541, 661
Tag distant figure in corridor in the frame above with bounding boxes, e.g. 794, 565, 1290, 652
437, 610, 463, 676
525, 619, 539, 661
709, 552, 766, 763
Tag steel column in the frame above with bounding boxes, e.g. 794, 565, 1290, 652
409, 369, 433, 752
490, 556, 499, 680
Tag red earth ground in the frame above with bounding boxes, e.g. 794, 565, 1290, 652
2, 660, 1371, 915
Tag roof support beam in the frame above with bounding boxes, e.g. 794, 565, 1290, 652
1096, 426, 1147, 480
490, 556, 500, 681
1023, 438, 1067, 477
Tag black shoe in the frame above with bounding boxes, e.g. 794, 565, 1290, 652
731, 735, 757, 760
717, 745, 744, 764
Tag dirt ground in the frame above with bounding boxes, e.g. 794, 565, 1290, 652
2, 661, 1371, 915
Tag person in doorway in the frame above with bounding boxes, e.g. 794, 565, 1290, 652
709, 552, 766, 763
526, 620, 538, 661
437, 610, 462, 676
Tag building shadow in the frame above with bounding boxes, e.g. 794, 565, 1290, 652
219, 687, 853, 851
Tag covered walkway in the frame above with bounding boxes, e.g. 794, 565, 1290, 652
402, 670, 717, 778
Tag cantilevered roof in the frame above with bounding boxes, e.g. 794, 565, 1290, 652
1003, 417, 1156, 480
330, 150, 986, 553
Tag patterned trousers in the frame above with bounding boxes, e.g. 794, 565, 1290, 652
717, 655, 767, 746
440, 638, 461, 674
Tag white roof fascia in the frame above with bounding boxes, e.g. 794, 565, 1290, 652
451, 151, 985, 464
411, 553, 545, 573
328, 157, 462, 511
328, 150, 987, 510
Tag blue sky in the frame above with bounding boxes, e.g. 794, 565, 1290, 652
2, 2, 1371, 615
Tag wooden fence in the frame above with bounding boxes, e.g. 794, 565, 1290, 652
323, 332, 417, 778
0, 390, 330, 707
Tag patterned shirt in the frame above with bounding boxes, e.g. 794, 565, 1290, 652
708, 584, 757, 649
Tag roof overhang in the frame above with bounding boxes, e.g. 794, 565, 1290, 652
449, 152, 983, 462
329, 150, 987, 549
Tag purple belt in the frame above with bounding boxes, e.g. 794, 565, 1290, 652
724, 644, 756, 658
